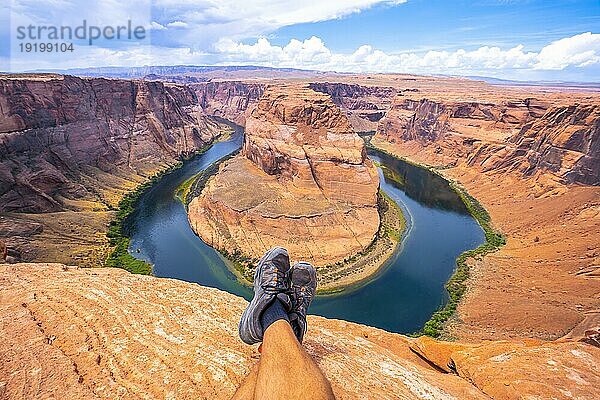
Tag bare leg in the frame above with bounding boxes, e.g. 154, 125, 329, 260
252, 320, 335, 400
231, 361, 259, 400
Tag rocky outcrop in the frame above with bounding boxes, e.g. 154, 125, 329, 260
377, 94, 599, 185
0, 74, 226, 213
0, 74, 228, 267
192, 81, 265, 125
309, 82, 397, 131
188, 85, 380, 277
189, 80, 396, 132
243, 86, 378, 206
502, 104, 600, 185
372, 83, 600, 341
2, 262, 599, 400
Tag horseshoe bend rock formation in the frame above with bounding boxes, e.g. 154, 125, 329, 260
2, 262, 599, 400
188, 86, 380, 277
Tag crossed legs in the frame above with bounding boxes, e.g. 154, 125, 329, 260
233, 320, 335, 400
234, 247, 335, 400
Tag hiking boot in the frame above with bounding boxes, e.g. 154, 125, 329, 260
288, 261, 317, 343
238, 247, 291, 344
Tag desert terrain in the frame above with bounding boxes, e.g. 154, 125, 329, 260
1, 70, 599, 399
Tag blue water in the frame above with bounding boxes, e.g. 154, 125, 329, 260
129, 130, 484, 334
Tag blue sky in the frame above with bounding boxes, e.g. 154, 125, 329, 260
273, 0, 599, 52
2, 0, 599, 81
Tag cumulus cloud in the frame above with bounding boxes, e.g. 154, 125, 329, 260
3, 0, 599, 80
152, 0, 406, 36
166, 20, 188, 29
211, 33, 600, 75
215, 36, 331, 65
149, 22, 167, 31
535, 32, 600, 70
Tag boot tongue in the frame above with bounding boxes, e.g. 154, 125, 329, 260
276, 292, 293, 312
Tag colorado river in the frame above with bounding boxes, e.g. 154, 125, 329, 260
128, 129, 484, 333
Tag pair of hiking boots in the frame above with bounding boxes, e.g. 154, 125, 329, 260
238, 247, 317, 345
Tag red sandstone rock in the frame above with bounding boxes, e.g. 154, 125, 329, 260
0, 75, 226, 213
188, 85, 380, 272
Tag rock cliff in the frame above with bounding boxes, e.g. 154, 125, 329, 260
377, 94, 599, 185
188, 85, 381, 284
308, 82, 397, 131
372, 84, 600, 340
2, 263, 598, 400
0, 74, 225, 213
0, 74, 226, 265
192, 81, 265, 125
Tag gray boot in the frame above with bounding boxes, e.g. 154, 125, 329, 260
238, 247, 291, 344
288, 261, 317, 343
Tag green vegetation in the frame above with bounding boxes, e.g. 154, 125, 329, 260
175, 173, 196, 204
419, 182, 505, 338
379, 163, 406, 187
317, 189, 407, 295
379, 190, 405, 242
365, 141, 506, 338
220, 248, 258, 283
176, 150, 239, 207
105, 145, 215, 275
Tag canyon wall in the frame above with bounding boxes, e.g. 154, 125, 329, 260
190, 80, 394, 132
192, 81, 265, 125
372, 87, 600, 340
308, 82, 397, 131
188, 85, 380, 280
0, 75, 226, 213
377, 94, 599, 185
0, 75, 226, 264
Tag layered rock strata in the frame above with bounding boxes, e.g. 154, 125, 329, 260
0, 74, 226, 265
308, 82, 397, 131
377, 95, 599, 185
0, 74, 225, 213
373, 87, 600, 340
188, 86, 380, 277
1, 262, 598, 400
192, 81, 265, 125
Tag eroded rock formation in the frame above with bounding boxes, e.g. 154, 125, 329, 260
188, 85, 380, 275
372, 82, 600, 340
377, 93, 599, 185
308, 82, 397, 131
2, 263, 598, 400
0, 74, 227, 266
192, 81, 265, 125
0, 75, 226, 213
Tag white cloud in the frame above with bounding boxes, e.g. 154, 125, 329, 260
149, 21, 167, 31
210, 33, 600, 75
215, 36, 332, 65
166, 20, 188, 29
535, 32, 600, 70
3, 0, 599, 80
152, 0, 406, 35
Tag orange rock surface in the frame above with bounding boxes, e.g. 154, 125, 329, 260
371, 79, 600, 340
2, 263, 599, 400
189, 85, 380, 273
